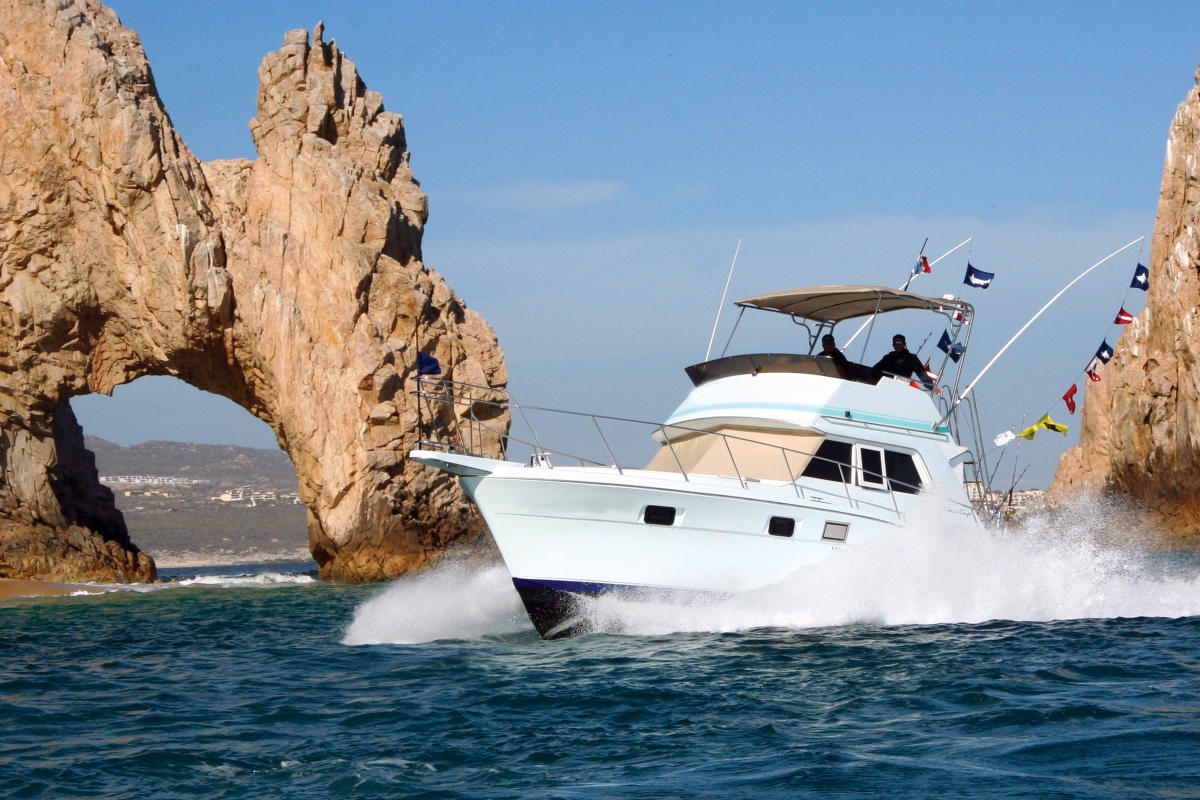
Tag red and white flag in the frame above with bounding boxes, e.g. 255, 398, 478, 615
1114, 307, 1134, 325
923, 360, 939, 382
1086, 360, 1102, 382
1063, 383, 1078, 414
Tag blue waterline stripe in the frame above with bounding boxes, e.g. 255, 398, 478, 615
665, 400, 950, 433
512, 577, 732, 601
512, 577, 622, 595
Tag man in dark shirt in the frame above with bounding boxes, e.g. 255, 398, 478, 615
873, 334, 934, 389
817, 334, 849, 374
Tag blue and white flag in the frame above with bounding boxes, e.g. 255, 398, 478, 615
937, 330, 965, 362
1131, 263, 1149, 291
963, 263, 995, 289
1095, 341, 1113, 364
417, 352, 442, 375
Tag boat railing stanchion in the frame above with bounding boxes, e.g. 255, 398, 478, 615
660, 425, 689, 482
467, 386, 478, 454
841, 462, 855, 509
593, 416, 622, 474
416, 376, 426, 447
722, 434, 747, 489
513, 401, 547, 465
448, 387, 468, 454
781, 448, 800, 499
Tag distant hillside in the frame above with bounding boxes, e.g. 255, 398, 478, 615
85, 437, 298, 489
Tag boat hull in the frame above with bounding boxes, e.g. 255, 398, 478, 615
444, 459, 916, 637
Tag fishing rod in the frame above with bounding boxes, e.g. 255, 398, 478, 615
912, 331, 933, 358
937, 235, 1144, 427
704, 239, 742, 362
844, 236, 974, 348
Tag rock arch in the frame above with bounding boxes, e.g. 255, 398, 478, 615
0, 2, 506, 582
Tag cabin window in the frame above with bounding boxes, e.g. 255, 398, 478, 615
767, 516, 795, 537
800, 440, 852, 483
857, 447, 886, 489
822, 521, 849, 542
799, 441, 925, 495
885, 450, 923, 494
643, 505, 677, 525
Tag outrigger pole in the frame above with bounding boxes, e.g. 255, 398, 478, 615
939, 235, 1145, 424
844, 236, 974, 348
705, 239, 742, 362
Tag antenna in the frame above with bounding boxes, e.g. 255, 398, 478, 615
844, 236, 974, 348
704, 239, 742, 362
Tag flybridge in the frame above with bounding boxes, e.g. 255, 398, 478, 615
712, 284, 977, 399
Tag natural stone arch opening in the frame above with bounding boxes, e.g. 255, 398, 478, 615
0, 5, 507, 583
72, 376, 310, 567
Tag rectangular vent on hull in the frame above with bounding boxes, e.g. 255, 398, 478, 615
768, 517, 795, 537
643, 505, 677, 525
822, 521, 849, 542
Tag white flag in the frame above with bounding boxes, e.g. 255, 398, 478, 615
994, 430, 1017, 447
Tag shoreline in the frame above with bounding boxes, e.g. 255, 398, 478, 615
1, 554, 317, 602
0, 578, 100, 601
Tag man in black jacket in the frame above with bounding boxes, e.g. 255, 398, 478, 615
818, 334, 849, 372
873, 334, 934, 389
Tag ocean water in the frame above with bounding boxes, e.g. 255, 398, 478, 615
3, 511, 1200, 799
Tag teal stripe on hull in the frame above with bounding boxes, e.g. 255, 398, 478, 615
666, 401, 950, 434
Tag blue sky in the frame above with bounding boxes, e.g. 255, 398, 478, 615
72, 1, 1200, 487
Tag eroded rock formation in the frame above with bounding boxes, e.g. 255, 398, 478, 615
0, 1, 507, 582
1049, 64, 1200, 545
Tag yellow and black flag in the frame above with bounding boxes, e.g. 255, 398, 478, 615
1037, 413, 1068, 435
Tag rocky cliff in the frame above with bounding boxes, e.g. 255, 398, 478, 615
0, 0, 507, 582
1049, 64, 1200, 545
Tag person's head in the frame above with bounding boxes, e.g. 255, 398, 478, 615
892, 334, 906, 351
822, 334, 836, 352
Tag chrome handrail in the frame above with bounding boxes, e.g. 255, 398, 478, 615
415, 376, 963, 519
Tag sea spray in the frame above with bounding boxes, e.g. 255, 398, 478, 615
341, 561, 530, 644
344, 492, 1200, 644
589, 491, 1200, 636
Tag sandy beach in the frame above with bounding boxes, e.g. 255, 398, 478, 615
0, 578, 99, 601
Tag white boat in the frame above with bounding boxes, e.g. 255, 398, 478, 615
410, 285, 991, 638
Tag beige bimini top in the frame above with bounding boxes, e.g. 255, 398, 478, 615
735, 285, 970, 323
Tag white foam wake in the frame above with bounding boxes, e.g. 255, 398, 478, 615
592, 493, 1200, 636
341, 495, 1200, 644
341, 562, 530, 645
